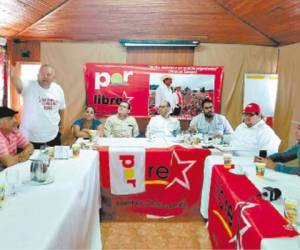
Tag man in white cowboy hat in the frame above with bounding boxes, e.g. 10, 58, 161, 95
155, 75, 175, 112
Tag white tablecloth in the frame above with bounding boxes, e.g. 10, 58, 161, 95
96, 137, 178, 148
83, 137, 222, 156
0, 150, 101, 250
200, 155, 300, 249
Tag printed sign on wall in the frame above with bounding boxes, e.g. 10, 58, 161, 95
85, 63, 224, 118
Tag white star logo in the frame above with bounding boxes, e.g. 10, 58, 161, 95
165, 151, 196, 190
229, 201, 258, 249
121, 90, 134, 104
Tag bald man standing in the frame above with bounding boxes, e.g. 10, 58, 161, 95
13, 64, 66, 149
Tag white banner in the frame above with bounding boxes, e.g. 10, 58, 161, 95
244, 74, 278, 116
109, 146, 145, 195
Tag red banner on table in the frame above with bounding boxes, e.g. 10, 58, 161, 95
99, 145, 211, 219
208, 166, 298, 249
84, 63, 223, 118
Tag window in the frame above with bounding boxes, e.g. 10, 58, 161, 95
19, 64, 40, 105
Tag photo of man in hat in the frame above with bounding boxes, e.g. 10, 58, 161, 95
0, 107, 34, 168
155, 75, 175, 112
172, 83, 183, 116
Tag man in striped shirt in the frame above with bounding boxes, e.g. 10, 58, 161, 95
0, 107, 33, 168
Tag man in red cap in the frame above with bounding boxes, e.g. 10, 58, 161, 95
230, 102, 281, 156
0, 107, 34, 168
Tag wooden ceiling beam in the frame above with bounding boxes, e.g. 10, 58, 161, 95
15, 0, 71, 38
215, 0, 280, 46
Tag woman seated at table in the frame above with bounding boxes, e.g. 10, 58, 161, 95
257, 122, 300, 176
72, 106, 104, 138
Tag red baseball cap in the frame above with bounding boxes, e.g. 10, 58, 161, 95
243, 103, 261, 114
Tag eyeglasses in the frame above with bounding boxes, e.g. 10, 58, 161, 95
159, 105, 168, 108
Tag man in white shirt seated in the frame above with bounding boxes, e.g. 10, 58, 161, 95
189, 98, 233, 140
146, 100, 180, 138
230, 103, 281, 156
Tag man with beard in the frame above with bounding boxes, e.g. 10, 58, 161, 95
189, 98, 233, 139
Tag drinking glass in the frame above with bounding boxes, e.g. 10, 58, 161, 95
182, 130, 191, 144
283, 198, 298, 230
5, 168, 19, 196
223, 153, 233, 169
255, 162, 266, 177
147, 131, 153, 142
89, 130, 97, 143
72, 144, 81, 158
203, 133, 209, 144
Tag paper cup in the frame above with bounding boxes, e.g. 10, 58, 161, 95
72, 144, 81, 158
223, 153, 233, 169
255, 162, 266, 177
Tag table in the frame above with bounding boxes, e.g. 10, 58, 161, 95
201, 155, 300, 249
97, 138, 211, 218
0, 150, 101, 250
201, 155, 253, 219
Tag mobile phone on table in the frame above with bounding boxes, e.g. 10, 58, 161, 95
259, 150, 267, 158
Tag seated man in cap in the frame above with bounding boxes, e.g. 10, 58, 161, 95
0, 107, 34, 168
146, 100, 180, 138
189, 97, 233, 140
230, 103, 281, 156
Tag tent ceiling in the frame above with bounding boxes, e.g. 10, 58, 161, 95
1, 0, 300, 46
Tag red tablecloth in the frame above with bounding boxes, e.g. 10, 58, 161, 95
99, 145, 211, 218
208, 165, 298, 249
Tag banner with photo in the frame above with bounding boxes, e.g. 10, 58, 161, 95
85, 63, 223, 118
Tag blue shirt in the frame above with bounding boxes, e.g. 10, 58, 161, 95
269, 143, 300, 176
73, 118, 101, 130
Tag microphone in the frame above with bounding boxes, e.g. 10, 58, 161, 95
261, 186, 282, 201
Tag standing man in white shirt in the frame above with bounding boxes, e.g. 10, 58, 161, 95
189, 98, 233, 139
146, 100, 180, 138
155, 75, 175, 112
230, 102, 281, 156
13, 64, 66, 149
